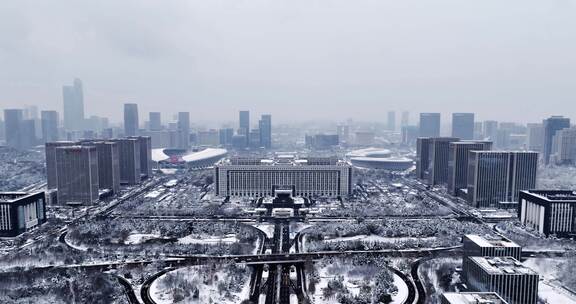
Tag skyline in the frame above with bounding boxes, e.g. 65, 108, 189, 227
1, 0, 576, 123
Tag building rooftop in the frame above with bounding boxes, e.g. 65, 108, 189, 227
0, 192, 43, 203
222, 156, 347, 167
465, 234, 520, 248
469, 257, 536, 275
442, 292, 508, 304
522, 190, 576, 202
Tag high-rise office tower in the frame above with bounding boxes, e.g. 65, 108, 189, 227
527, 123, 544, 152
337, 125, 350, 144
94, 142, 120, 194
387, 111, 396, 131
467, 151, 538, 208
401, 126, 419, 146
41, 111, 59, 143
428, 137, 459, 185
447, 141, 492, 196
45, 141, 75, 190
3, 109, 23, 149
62, 78, 85, 131
482, 120, 498, 141
451, 113, 474, 140
149, 112, 162, 131
130, 136, 152, 178
219, 128, 234, 146
416, 138, 432, 180
113, 138, 141, 185
401, 111, 410, 127
259, 114, 272, 149
473, 122, 483, 140
239, 110, 250, 144
543, 116, 571, 164
177, 112, 190, 149
551, 127, 576, 165
123, 103, 139, 136
20, 119, 37, 148
419, 113, 440, 137
55, 145, 99, 205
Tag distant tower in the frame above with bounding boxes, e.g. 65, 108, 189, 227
419, 113, 440, 137
177, 112, 190, 149
239, 110, 250, 144
543, 116, 570, 164
259, 114, 272, 149
123, 103, 139, 136
149, 112, 162, 131
3, 109, 23, 149
451, 113, 474, 140
41, 111, 59, 143
62, 78, 85, 131
401, 111, 410, 127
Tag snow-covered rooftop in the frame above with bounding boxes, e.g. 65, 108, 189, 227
442, 292, 508, 304
181, 148, 228, 163
470, 257, 536, 275
151, 148, 170, 162
465, 234, 520, 248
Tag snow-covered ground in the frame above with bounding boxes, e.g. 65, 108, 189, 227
124, 233, 161, 245
253, 223, 275, 239
324, 234, 435, 244
150, 264, 251, 304
123, 233, 239, 245
523, 258, 576, 304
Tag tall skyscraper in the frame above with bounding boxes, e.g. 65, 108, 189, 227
123, 103, 139, 136
543, 116, 571, 164
219, 128, 234, 146
113, 138, 141, 185
416, 137, 432, 180
259, 114, 272, 149
177, 112, 190, 149
419, 113, 440, 137
401, 111, 410, 127
482, 120, 498, 141
55, 145, 99, 205
467, 151, 538, 208
94, 142, 120, 194
20, 119, 37, 148
451, 113, 474, 140
149, 112, 162, 131
3, 109, 23, 149
130, 136, 152, 178
62, 78, 85, 131
428, 137, 459, 185
551, 127, 576, 165
41, 111, 59, 143
387, 111, 396, 131
447, 141, 492, 195
45, 141, 75, 190
239, 110, 250, 144
527, 123, 544, 152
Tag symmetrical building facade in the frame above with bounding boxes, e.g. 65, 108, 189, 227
519, 190, 576, 237
215, 156, 352, 198
55, 146, 99, 204
467, 151, 538, 208
447, 141, 492, 195
0, 192, 47, 237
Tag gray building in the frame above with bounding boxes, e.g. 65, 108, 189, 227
416, 137, 432, 180
93, 142, 120, 194
132, 136, 152, 178
401, 111, 409, 127
441, 292, 508, 304
519, 190, 576, 237
123, 103, 139, 136
543, 115, 570, 164
447, 141, 492, 195
177, 112, 190, 149
551, 127, 576, 165
463, 234, 522, 264
452, 113, 474, 140
259, 114, 272, 149
219, 128, 234, 146
41, 111, 59, 143
526, 123, 544, 152
465, 256, 538, 304
467, 151, 538, 208
113, 138, 141, 184
483, 120, 498, 141
428, 137, 459, 185
239, 110, 250, 144
62, 78, 85, 131
419, 113, 440, 137
45, 141, 76, 190
20, 119, 37, 148
0, 192, 47, 237
55, 146, 99, 205
3, 109, 23, 149
149, 112, 162, 131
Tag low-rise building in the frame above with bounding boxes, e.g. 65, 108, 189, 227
0, 192, 47, 237
441, 292, 508, 304
519, 190, 576, 237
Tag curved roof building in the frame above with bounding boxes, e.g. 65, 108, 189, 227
152, 148, 228, 168
346, 148, 413, 171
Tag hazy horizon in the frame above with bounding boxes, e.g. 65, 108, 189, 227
1, 0, 575, 124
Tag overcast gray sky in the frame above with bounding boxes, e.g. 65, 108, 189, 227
1, 0, 575, 124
